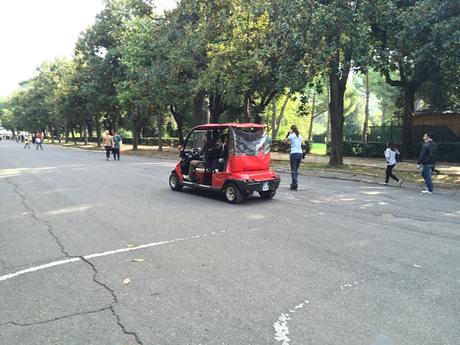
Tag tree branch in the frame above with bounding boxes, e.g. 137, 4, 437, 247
383, 69, 402, 87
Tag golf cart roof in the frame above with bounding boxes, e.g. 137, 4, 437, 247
192, 123, 266, 131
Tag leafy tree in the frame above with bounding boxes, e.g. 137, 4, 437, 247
273, 0, 373, 166
370, 0, 459, 154
74, 0, 153, 142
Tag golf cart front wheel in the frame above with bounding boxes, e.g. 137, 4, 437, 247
169, 172, 183, 191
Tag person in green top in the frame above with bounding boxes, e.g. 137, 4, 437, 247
112, 131, 122, 161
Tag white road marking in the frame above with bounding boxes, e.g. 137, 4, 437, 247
273, 313, 291, 345
275, 280, 370, 344
43, 204, 96, 216
273, 300, 310, 345
0, 232, 220, 282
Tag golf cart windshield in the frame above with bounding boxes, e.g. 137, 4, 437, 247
231, 127, 270, 156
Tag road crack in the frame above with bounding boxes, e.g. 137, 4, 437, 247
81, 257, 144, 345
4, 178, 142, 343
6, 178, 72, 257
0, 307, 112, 327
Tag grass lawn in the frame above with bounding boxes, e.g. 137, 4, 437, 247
310, 142, 327, 155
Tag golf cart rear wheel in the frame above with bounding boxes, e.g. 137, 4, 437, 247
169, 172, 183, 191
259, 190, 276, 199
224, 183, 244, 204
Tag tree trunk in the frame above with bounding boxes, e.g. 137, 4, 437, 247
133, 122, 141, 150
242, 93, 250, 122
95, 121, 101, 147
274, 94, 289, 139
328, 68, 348, 167
193, 93, 205, 126
71, 128, 77, 145
170, 106, 184, 144
84, 123, 88, 145
270, 96, 278, 138
157, 112, 163, 152
326, 84, 331, 143
381, 104, 387, 125
362, 72, 370, 142
64, 119, 69, 144
402, 87, 416, 157
250, 90, 278, 124
87, 121, 93, 142
308, 90, 316, 142
49, 126, 55, 143
209, 92, 228, 123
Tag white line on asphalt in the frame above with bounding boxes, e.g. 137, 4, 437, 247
0, 233, 217, 282
0, 258, 81, 282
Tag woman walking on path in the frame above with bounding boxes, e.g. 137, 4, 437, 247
24, 135, 31, 149
384, 142, 403, 186
112, 131, 122, 161
102, 130, 113, 161
283, 125, 305, 191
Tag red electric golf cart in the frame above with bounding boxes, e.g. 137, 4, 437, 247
169, 123, 280, 203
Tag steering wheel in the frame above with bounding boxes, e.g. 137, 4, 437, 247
184, 147, 203, 160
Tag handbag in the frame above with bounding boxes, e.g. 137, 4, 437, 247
301, 144, 307, 159
395, 153, 402, 162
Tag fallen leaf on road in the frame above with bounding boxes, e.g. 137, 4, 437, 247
132, 259, 144, 263
123, 278, 131, 285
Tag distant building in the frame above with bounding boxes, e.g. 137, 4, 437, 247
413, 110, 460, 142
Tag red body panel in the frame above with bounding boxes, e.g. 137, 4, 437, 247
227, 153, 270, 173
212, 172, 232, 188
174, 163, 184, 182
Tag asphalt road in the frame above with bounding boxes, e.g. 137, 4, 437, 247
1, 140, 459, 345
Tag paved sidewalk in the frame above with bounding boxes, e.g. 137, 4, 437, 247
50, 141, 460, 191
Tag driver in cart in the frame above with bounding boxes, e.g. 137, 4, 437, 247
188, 130, 220, 181
209, 133, 229, 172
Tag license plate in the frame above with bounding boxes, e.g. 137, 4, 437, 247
262, 182, 269, 191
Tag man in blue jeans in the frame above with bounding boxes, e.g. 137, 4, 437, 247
417, 132, 437, 194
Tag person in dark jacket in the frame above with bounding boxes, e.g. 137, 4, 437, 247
417, 132, 437, 194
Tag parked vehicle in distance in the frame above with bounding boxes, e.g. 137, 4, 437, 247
169, 123, 280, 203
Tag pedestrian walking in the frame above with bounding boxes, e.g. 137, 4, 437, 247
102, 130, 113, 161
417, 132, 437, 194
384, 141, 403, 186
32, 133, 36, 145
35, 132, 43, 150
24, 135, 31, 149
283, 125, 304, 191
112, 131, 122, 161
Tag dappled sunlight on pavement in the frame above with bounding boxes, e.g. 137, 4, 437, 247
0, 167, 56, 178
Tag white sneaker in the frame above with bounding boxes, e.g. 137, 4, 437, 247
398, 180, 403, 187
420, 190, 432, 194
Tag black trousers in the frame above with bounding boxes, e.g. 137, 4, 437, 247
104, 146, 112, 159
386, 164, 399, 183
113, 148, 120, 160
